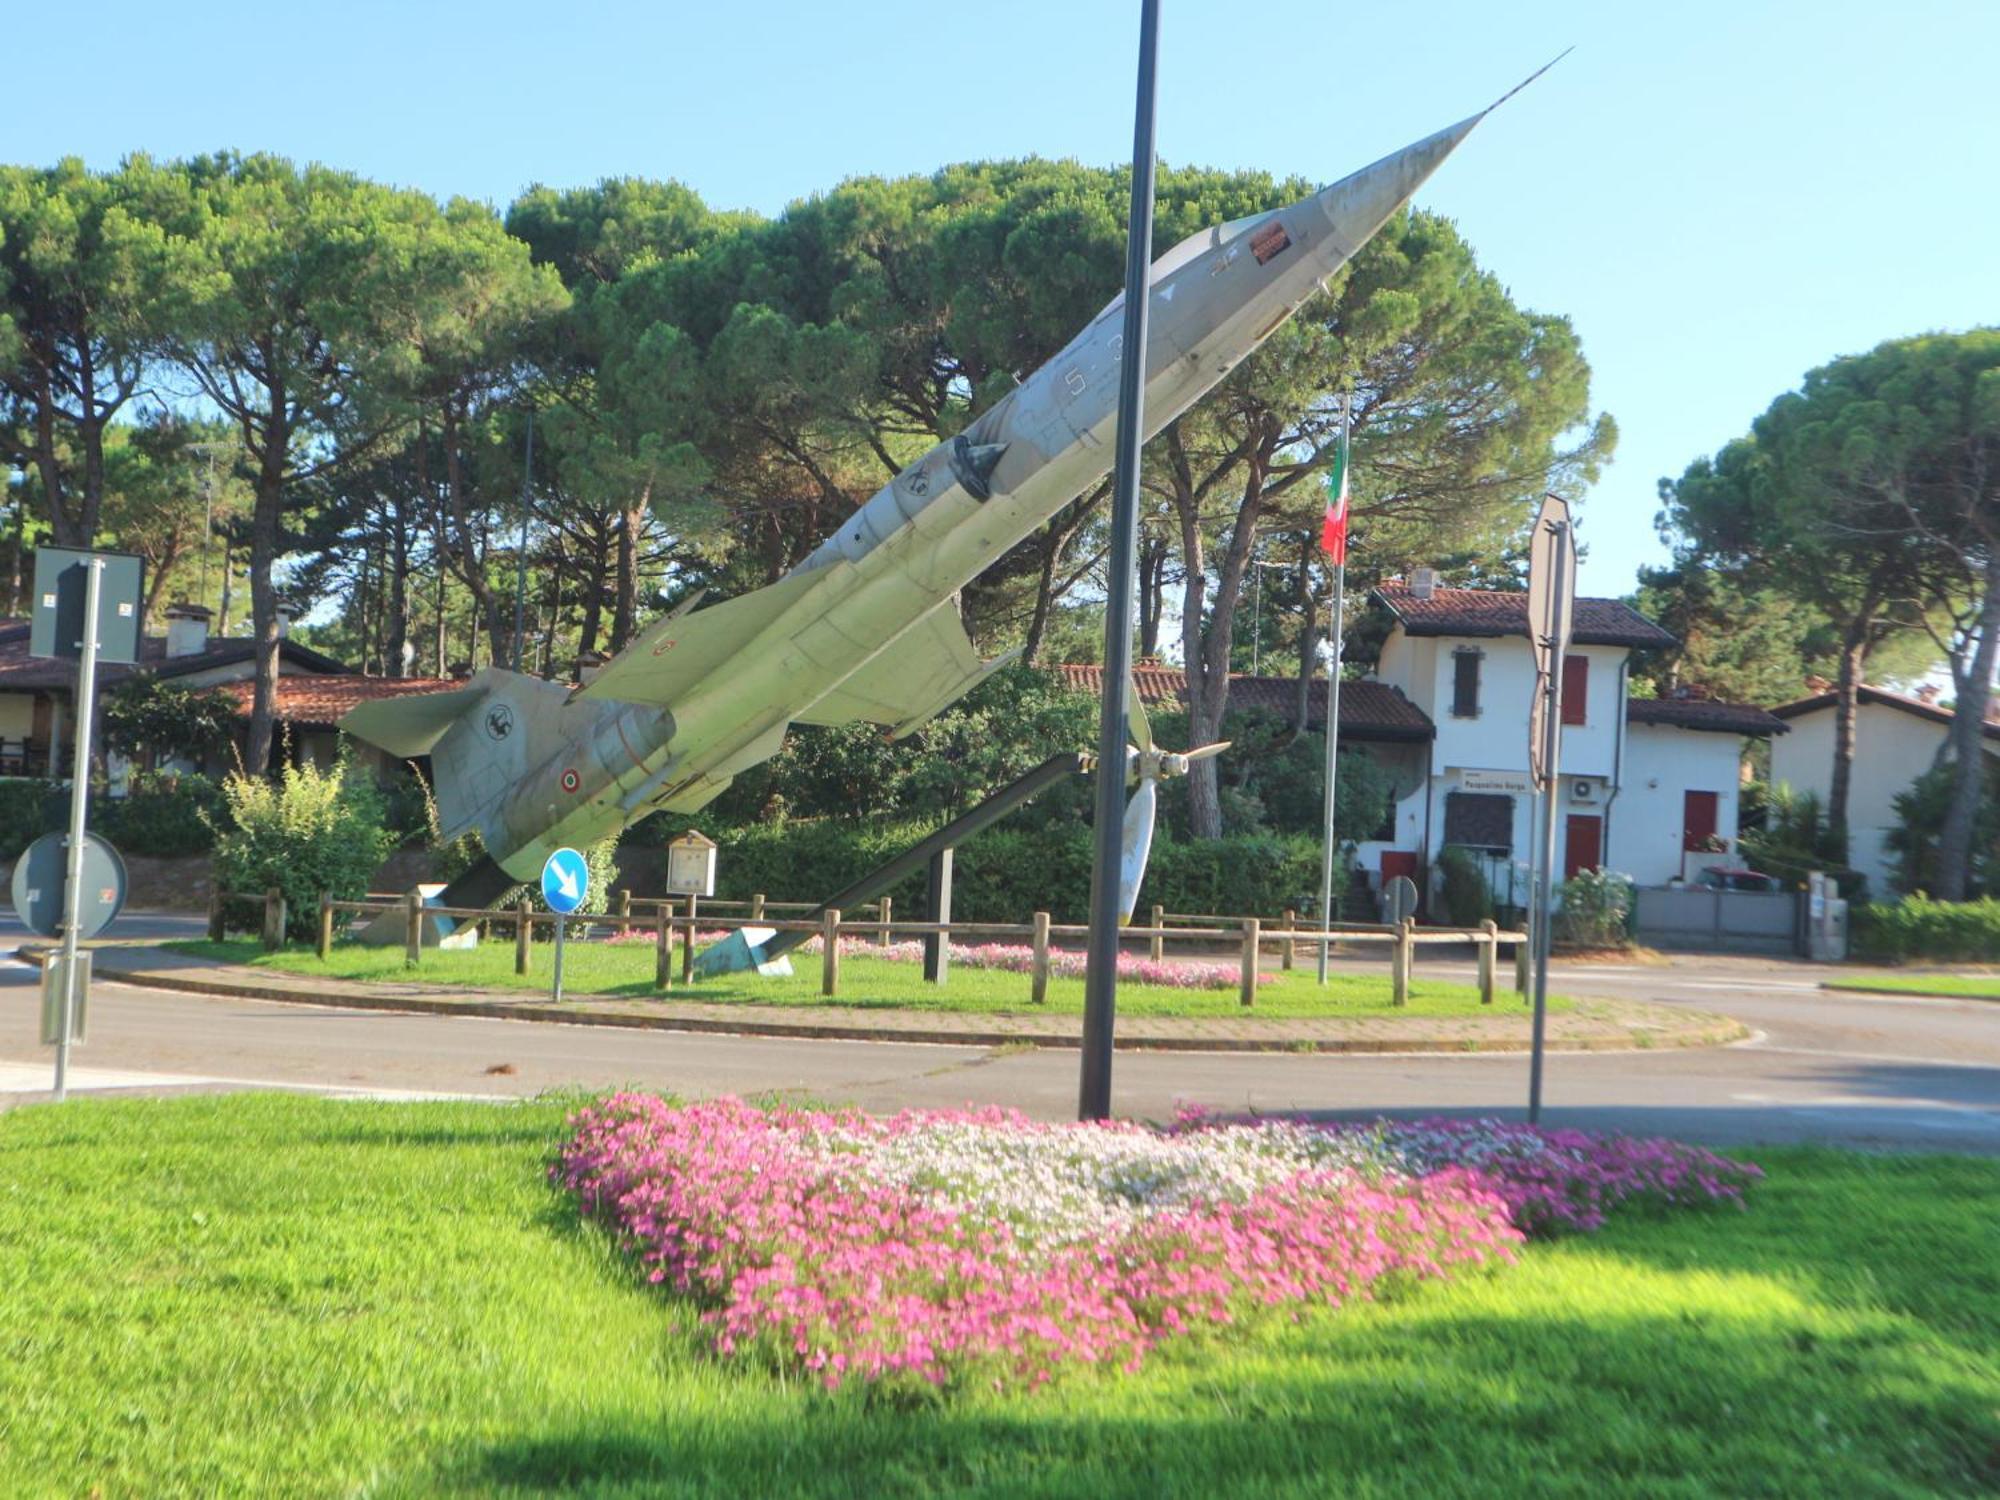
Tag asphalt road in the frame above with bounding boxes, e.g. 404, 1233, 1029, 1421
3, 912, 1996, 1151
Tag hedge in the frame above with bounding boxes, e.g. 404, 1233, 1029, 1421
660, 818, 1338, 924
1851, 895, 2000, 963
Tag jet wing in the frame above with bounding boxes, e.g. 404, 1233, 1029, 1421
796, 606, 1016, 738
340, 685, 490, 758
578, 568, 832, 707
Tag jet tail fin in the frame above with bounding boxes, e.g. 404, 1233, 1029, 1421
339, 684, 490, 758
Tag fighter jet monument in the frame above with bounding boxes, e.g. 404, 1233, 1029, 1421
342, 91, 1529, 948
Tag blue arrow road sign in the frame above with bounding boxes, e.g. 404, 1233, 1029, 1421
541, 847, 589, 915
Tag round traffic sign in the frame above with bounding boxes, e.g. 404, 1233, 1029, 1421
1383, 874, 1420, 925
12, 830, 128, 939
540, 847, 590, 915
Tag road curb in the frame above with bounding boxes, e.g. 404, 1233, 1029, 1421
79, 957, 1749, 1056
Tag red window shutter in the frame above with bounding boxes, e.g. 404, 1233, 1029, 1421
1560, 655, 1587, 726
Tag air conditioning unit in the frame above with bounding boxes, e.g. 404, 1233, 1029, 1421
1569, 779, 1598, 803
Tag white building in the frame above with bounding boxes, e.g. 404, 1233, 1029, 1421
1767, 683, 2000, 899
1353, 580, 1787, 914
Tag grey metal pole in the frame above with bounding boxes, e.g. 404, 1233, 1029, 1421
552, 912, 566, 1004
1527, 524, 1570, 1124
514, 409, 533, 672
1080, 0, 1161, 1123
1316, 561, 1346, 983
53, 556, 104, 1102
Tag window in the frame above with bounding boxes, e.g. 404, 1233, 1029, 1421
1444, 791, 1513, 853
1561, 655, 1588, 726
1451, 649, 1482, 718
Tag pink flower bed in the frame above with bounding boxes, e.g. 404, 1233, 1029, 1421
554, 1095, 1759, 1391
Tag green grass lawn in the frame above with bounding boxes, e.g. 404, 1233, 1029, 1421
1828, 973, 2000, 1000
1, 1094, 1994, 1497
160, 937, 1561, 1020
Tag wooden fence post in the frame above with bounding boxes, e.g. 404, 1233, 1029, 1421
616, 889, 632, 923
404, 889, 423, 968
1031, 911, 1051, 1004
1150, 904, 1165, 962
1478, 919, 1497, 1005
1515, 924, 1531, 997
749, 891, 765, 921
681, 894, 697, 985
822, 908, 841, 997
317, 891, 334, 960
515, 898, 532, 976
1281, 908, 1297, 971
1391, 918, 1412, 1006
263, 887, 287, 953
656, 903, 672, 989
1239, 917, 1260, 1007
207, 889, 224, 942
879, 894, 893, 947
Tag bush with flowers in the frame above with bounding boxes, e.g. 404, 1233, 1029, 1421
554, 1095, 1758, 1391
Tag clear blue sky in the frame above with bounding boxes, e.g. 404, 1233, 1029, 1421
16, 0, 1996, 596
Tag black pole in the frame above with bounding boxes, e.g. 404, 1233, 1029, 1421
1079, 0, 1161, 1122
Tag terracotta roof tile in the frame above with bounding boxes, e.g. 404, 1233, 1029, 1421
1373, 582, 1676, 649
1625, 697, 1788, 736
213, 674, 467, 727
1052, 664, 1432, 742
1770, 683, 2000, 741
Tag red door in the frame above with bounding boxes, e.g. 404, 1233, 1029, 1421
1564, 815, 1602, 881
1380, 851, 1419, 884
1682, 790, 1719, 851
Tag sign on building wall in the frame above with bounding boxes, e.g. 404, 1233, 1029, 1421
1458, 768, 1532, 794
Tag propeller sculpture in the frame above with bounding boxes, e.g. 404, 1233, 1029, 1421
1115, 684, 1230, 923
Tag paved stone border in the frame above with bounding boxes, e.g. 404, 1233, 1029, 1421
61, 945, 1749, 1056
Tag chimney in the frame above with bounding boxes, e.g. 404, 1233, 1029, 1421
1410, 566, 1437, 601
1914, 683, 1942, 707
164, 601, 213, 658
575, 649, 608, 685
275, 600, 298, 640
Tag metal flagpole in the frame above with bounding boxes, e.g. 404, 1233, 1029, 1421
1316, 397, 1352, 983
1079, 0, 1161, 1123
53, 556, 104, 1102
1527, 517, 1571, 1124
1316, 562, 1346, 982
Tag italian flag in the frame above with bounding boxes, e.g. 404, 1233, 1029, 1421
1320, 416, 1351, 564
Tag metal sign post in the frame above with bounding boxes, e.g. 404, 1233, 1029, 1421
541, 847, 589, 1004
1524, 494, 1576, 1125
52, 557, 104, 1101
1079, 0, 1162, 1123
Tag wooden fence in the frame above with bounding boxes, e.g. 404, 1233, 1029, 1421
209, 886, 1531, 1009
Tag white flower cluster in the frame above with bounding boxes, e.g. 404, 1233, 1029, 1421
813, 1118, 1405, 1250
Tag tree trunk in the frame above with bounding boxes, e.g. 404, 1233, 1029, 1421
386, 503, 410, 678
244, 423, 287, 778
610, 499, 644, 651
1022, 531, 1061, 668
1935, 553, 2000, 898
1138, 534, 1168, 660
1827, 626, 1870, 857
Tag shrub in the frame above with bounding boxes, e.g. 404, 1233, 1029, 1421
0, 779, 67, 859
97, 772, 227, 856
1851, 893, 2000, 962
1884, 763, 2000, 898
209, 759, 397, 941
99, 677, 237, 764
1739, 782, 1866, 900
1554, 867, 1635, 948
1437, 845, 1495, 927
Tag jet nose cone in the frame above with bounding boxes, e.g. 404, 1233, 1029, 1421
1309, 113, 1483, 252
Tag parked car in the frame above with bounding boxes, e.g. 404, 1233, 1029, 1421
1696, 865, 1783, 893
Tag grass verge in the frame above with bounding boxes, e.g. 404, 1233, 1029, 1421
1826, 974, 2000, 1001
159, 938, 1562, 1020
1, 1094, 1995, 1497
